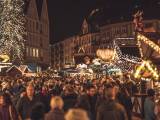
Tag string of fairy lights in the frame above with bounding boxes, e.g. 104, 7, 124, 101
0, 0, 26, 62
95, 40, 142, 73
137, 33, 160, 58
112, 41, 142, 72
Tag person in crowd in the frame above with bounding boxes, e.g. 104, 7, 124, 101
96, 83, 128, 120
16, 84, 43, 120
144, 89, 156, 120
155, 100, 160, 120
45, 96, 64, 120
30, 102, 45, 120
65, 108, 89, 120
0, 92, 19, 120
76, 85, 97, 120
117, 85, 133, 120
96, 86, 105, 111
61, 85, 77, 112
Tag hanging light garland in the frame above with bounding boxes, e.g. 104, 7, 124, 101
95, 40, 142, 73
96, 49, 117, 61
137, 33, 160, 58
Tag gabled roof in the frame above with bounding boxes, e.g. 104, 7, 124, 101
24, 0, 31, 14
141, 32, 160, 41
25, 0, 39, 19
138, 32, 160, 64
36, 0, 43, 18
6, 66, 22, 73
19, 65, 32, 73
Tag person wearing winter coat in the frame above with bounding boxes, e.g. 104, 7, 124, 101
45, 96, 65, 120
0, 92, 20, 120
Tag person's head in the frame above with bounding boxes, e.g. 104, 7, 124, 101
50, 96, 64, 110
147, 89, 155, 99
0, 93, 12, 106
26, 84, 35, 97
98, 86, 104, 95
64, 85, 74, 95
86, 85, 96, 97
30, 103, 45, 120
105, 83, 116, 100
92, 79, 97, 85
65, 109, 89, 120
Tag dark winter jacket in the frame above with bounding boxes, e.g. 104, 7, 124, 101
16, 95, 42, 120
0, 105, 19, 120
62, 93, 77, 112
96, 99, 128, 120
44, 108, 65, 120
76, 94, 97, 120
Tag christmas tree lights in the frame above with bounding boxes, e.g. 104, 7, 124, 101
0, 0, 26, 62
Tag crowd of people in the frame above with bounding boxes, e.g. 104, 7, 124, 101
0, 75, 160, 120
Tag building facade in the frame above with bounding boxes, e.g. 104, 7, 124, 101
24, 0, 50, 71
100, 19, 160, 47
51, 17, 160, 70
74, 19, 99, 64
51, 41, 64, 70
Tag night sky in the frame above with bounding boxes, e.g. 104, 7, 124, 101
48, 0, 96, 44
47, 0, 160, 44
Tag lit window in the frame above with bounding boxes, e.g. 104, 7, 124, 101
36, 49, 39, 57
33, 48, 36, 57
26, 47, 29, 56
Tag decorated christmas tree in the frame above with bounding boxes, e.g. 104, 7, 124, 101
0, 0, 26, 62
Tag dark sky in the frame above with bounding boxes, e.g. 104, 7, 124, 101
48, 0, 96, 44
47, 0, 160, 44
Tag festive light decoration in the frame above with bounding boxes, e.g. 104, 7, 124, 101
94, 40, 142, 73
112, 41, 142, 72
134, 60, 159, 80
96, 49, 116, 61
77, 63, 87, 69
106, 63, 122, 76
92, 58, 101, 66
137, 33, 160, 58
0, 0, 26, 62
0, 54, 10, 62
133, 11, 144, 32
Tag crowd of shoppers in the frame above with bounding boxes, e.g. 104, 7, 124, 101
0, 75, 159, 120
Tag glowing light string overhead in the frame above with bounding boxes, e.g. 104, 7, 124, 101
113, 40, 142, 64
95, 40, 142, 72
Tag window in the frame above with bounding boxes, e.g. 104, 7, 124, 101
26, 47, 29, 56
33, 48, 36, 57
41, 50, 43, 57
145, 22, 153, 28
30, 48, 32, 56
36, 22, 39, 30
36, 49, 39, 57
40, 24, 43, 34
40, 38, 43, 47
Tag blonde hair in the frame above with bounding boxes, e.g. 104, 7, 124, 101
65, 109, 89, 120
50, 96, 64, 110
